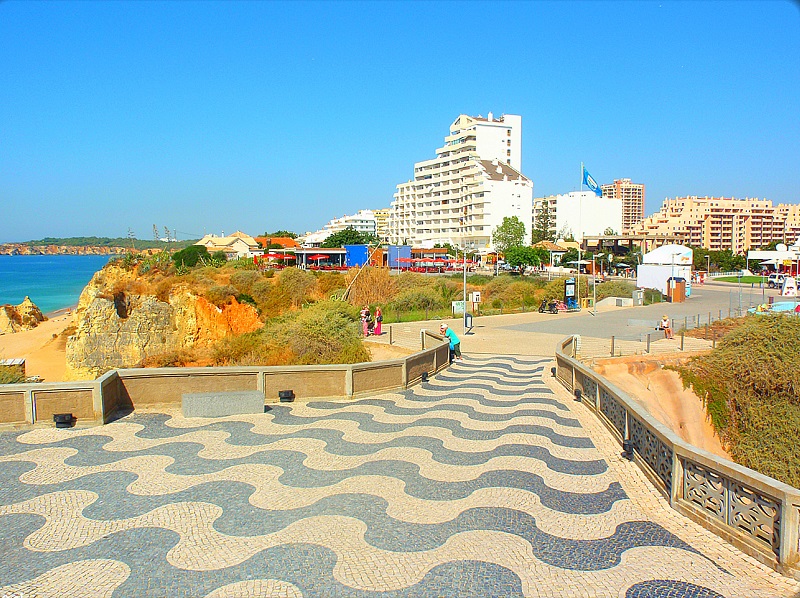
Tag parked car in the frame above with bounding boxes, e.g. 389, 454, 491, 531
768, 273, 785, 288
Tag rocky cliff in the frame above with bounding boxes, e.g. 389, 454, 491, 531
0, 297, 47, 334
65, 265, 262, 379
0, 244, 123, 255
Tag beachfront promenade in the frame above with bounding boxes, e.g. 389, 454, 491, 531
0, 281, 798, 596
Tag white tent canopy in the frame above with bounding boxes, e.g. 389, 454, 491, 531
637, 244, 693, 297
642, 244, 693, 265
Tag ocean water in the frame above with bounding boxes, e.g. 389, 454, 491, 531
0, 254, 114, 315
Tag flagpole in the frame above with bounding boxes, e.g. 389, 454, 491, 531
580, 161, 585, 311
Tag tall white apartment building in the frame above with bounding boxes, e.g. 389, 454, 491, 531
388, 113, 533, 251
303, 209, 378, 245
533, 192, 623, 242
372, 208, 391, 243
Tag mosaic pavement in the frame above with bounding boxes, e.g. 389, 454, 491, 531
0, 356, 796, 597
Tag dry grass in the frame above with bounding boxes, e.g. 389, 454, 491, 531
674, 314, 800, 487
344, 267, 398, 306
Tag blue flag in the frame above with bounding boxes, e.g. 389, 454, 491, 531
583, 165, 602, 197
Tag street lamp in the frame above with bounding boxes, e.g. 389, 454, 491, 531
592, 253, 604, 316
706, 254, 711, 278
463, 244, 467, 335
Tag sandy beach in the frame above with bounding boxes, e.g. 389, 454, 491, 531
0, 309, 72, 382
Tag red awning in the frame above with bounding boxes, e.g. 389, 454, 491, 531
306, 254, 330, 260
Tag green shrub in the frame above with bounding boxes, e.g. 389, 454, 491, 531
213, 300, 368, 366
251, 279, 290, 314
210, 251, 228, 266
229, 271, 262, 295
0, 368, 25, 384
231, 258, 259, 270
277, 267, 317, 307
594, 280, 636, 302
236, 293, 257, 308
642, 288, 664, 305
205, 285, 238, 307
675, 315, 800, 487
395, 272, 435, 292
172, 245, 210, 268
388, 288, 443, 312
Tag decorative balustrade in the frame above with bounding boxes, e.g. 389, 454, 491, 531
556, 335, 800, 578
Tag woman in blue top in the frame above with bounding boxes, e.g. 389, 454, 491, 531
440, 323, 462, 362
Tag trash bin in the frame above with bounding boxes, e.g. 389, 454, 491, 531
464, 313, 473, 329
666, 277, 686, 303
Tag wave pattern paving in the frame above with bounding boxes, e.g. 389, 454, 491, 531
0, 356, 782, 596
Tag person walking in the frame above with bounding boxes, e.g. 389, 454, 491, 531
360, 305, 371, 337
440, 323, 462, 362
374, 307, 383, 336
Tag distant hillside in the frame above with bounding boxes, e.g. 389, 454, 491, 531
26, 237, 197, 250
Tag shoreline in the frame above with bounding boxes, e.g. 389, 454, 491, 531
45, 305, 77, 319
0, 310, 72, 383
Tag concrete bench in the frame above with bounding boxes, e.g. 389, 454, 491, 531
182, 391, 265, 418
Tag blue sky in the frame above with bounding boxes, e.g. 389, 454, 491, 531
2, 1, 799, 242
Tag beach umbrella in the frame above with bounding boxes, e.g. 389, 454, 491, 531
307, 254, 329, 261
614, 263, 630, 268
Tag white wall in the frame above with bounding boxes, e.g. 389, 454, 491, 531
637, 264, 692, 296
553, 192, 623, 242
484, 177, 533, 247
474, 114, 522, 172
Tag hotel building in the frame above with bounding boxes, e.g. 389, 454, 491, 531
372, 208, 391, 243
601, 178, 645, 232
388, 113, 533, 251
631, 196, 800, 252
303, 209, 378, 245
533, 192, 623, 242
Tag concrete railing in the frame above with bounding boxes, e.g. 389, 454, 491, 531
0, 329, 450, 429
556, 335, 800, 579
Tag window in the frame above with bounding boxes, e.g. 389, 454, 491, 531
507, 150, 511, 156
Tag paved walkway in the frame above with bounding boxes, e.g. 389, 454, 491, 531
1, 355, 797, 596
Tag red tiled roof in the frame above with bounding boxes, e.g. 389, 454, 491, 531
255, 236, 300, 248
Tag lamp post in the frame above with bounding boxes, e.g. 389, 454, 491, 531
592, 253, 604, 315
463, 244, 467, 334
706, 254, 711, 278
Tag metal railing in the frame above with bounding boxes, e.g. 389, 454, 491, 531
556, 335, 800, 578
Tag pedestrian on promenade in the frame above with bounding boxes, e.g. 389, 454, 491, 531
440, 323, 462, 362
374, 307, 383, 335
659, 315, 674, 339
360, 305, 371, 337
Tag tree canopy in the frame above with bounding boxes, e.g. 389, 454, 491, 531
171, 245, 211, 268
532, 202, 554, 244
504, 246, 547, 270
492, 216, 526, 255
320, 227, 378, 248
262, 230, 298, 239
